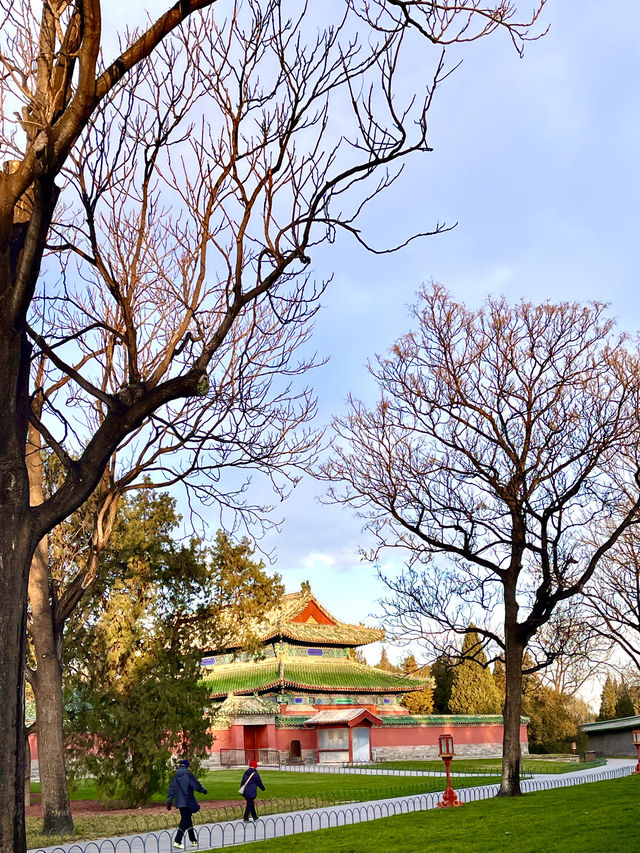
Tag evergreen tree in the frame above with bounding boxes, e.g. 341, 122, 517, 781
449, 629, 502, 715
493, 660, 506, 702
64, 498, 283, 806
615, 684, 636, 718
431, 655, 455, 713
401, 689, 434, 714
401, 653, 418, 675
525, 685, 590, 753
376, 647, 398, 672
399, 655, 433, 714
597, 675, 618, 721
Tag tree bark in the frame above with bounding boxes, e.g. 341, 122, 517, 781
28, 542, 74, 835
498, 621, 524, 796
0, 294, 36, 851
27, 419, 75, 835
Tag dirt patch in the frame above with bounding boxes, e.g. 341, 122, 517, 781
26, 799, 239, 819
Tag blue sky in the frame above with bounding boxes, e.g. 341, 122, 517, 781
110, 3, 640, 673
257, 0, 640, 666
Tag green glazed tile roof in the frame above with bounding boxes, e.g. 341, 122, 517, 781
378, 715, 528, 727
281, 659, 428, 692
202, 656, 431, 698
202, 659, 281, 697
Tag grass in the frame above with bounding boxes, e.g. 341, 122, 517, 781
196, 776, 640, 853
26, 769, 498, 849
356, 757, 605, 775
25, 759, 609, 848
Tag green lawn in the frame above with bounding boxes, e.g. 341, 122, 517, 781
357, 757, 605, 775
201, 776, 640, 853
26, 769, 498, 848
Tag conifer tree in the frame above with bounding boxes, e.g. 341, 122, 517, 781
449, 629, 502, 715
399, 654, 433, 714
597, 675, 618, 721
376, 647, 398, 672
401, 689, 434, 714
493, 660, 506, 701
431, 655, 455, 713
615, 684, 636, 718
401, 653, 418, 675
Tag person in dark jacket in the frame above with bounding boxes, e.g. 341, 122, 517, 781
167, 759, 207, 849
240, 759, 265, 821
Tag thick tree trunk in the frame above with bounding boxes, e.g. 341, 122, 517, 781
29, 541, 74, 835
27, 422, 75, 835
0, 177, 54, 853
0, 446, 32, 853
498, 624, 524, 797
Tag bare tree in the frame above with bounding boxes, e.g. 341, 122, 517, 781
584, 529, 640, 672
526, 606, 613, 697
0, 1, 545, 847
323, 285, 640, 795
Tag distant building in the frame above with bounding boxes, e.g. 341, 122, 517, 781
581, 715, 640, 757
201, 585, 528, 765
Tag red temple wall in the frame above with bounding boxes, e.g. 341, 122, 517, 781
370, 723, 527, 748
275, 728, 317, 751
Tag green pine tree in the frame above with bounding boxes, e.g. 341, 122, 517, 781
431, 654, 455, 713
615, 684, 636, 718
64, 499, 283, 806
597, 675, 618, 721
449, 628, 502, 715
400, 688, 434, 714
493, 660, 506, 701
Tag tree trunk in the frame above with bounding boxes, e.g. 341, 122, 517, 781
29, 541, 74, 835
0, 438, 34, 852
0, 182, 54, 852
498, 624, 524, 796
25, 733, 32, 810
27, 421, 75, 836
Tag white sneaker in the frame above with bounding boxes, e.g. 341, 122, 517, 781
173, 843, 184, 850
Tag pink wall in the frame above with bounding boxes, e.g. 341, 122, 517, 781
275, 727, 316, 751
371, 724, 526, 748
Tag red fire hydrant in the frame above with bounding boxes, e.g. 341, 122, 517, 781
437, 733, 464, 808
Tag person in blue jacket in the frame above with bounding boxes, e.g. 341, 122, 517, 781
240, 759, 265, 821
167, 759, 207, 849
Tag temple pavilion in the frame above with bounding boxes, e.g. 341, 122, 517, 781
200, 585, 528, 765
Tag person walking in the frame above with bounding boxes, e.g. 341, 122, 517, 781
167, 759, 208, 849
240, 759, 265, 822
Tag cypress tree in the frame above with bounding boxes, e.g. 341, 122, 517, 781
449, 628, 502, 715
597, 675, 618, 721
431, 655, 455, 713
615, 684, 636, 718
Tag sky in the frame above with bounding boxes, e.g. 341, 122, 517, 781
108, 2, 640, 679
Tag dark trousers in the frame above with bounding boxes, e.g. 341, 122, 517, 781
176, 806, 197, 843
243, 797, 258, 820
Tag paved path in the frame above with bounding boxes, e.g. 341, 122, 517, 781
29, 759, 637, 853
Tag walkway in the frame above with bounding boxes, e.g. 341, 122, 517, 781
29, 759, 637, 853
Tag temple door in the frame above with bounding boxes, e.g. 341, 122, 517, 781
244, 727, 258, 764
352, 727, 371, 762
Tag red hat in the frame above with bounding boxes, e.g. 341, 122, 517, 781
249, 760, 258, 768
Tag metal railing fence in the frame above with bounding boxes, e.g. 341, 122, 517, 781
29, 764, 632, 853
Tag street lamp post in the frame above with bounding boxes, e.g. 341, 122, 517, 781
632, 730, 640, 774
437, 734, 464, 808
